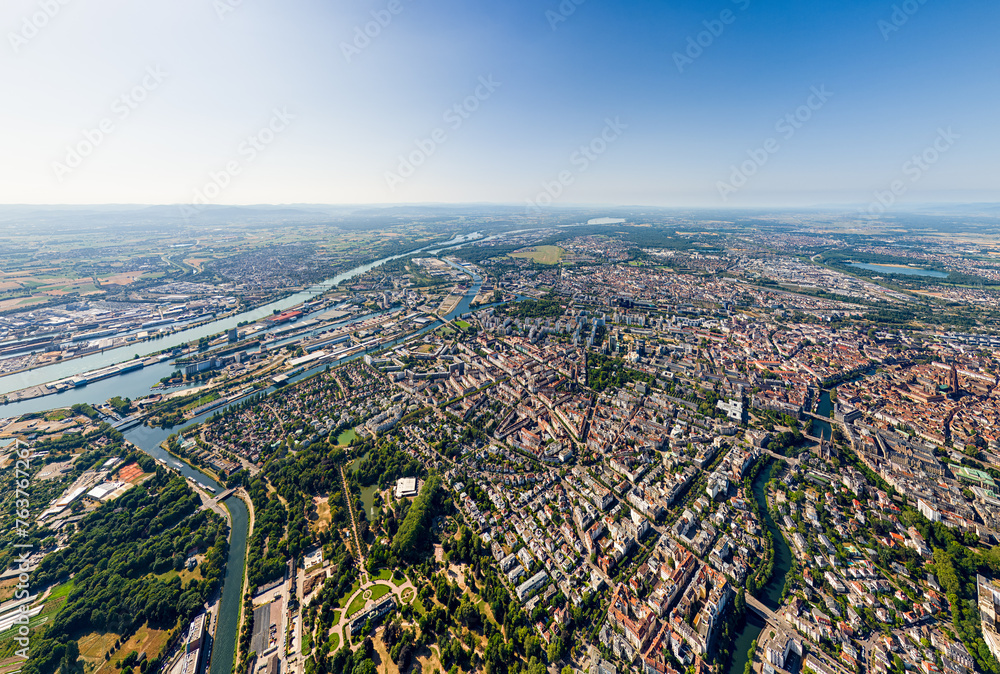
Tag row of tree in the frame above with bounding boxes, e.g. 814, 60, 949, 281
391, 474, 443, 560
24, 473, 228, 674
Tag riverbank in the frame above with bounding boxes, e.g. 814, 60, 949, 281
210, 491, 251, 674
0, 232, 482, 399
119, 420, 251, 674
157, 438, 225, 486
726, 461, 792, 674
0, 304, 249, 389
228, 487, 255, 674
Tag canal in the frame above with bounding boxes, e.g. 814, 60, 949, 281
118, 259, 483, 674
726, 461, 793, 674
122, 419, 249, 674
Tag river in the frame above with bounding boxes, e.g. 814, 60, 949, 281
726, 461, 792, 674
6, 238, 484, 674
0, 231, 483, 397
812, 389, 833, 440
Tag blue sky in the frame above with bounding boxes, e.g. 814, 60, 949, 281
1, 0, 997, 207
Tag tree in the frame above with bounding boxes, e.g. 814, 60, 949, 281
397, 643, 414, 670
61, 641, 82, 674
548, 638, 563, 663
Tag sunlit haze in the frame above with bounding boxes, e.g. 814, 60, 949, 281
2, 0, 998, 207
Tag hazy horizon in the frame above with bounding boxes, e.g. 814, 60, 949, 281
3, 0, 998, 209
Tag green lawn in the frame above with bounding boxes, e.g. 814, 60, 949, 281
370, 584, 392, 602
336, 428, 359, 446
347, 592, 366, 616
346, 583, 392, 615
47, 579, 75, 601
509, 245, 565, 265
455, 320, 471, 330
337, 579, 361, 609
182, 392, 220, 413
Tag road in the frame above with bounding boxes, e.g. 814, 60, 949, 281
762, 447, 803, 468
745, 593, 781, 625
199, 428, 261, 476
339, 464, 367, 578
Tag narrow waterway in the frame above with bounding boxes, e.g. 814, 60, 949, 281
122, 422, 249, 674
726, 461, 792, 674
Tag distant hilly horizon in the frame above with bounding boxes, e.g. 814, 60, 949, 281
2, 202, 1000, 232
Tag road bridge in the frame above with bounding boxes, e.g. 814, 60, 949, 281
746, 594, 782, 626
212, 487, 237, 503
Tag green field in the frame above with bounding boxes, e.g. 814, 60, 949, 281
347, 591, 366, 616
336, 428, 359, 446
0, 580, 75, 656
509, 245, 565, 265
